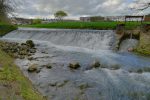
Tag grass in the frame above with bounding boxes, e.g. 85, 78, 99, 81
21, 21, 150, 30
0, 43, 46, 100
0, 23, 17, 36
134, 31, 150, 56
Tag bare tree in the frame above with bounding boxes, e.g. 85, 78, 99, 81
130, 0, 150, 11
0, 0, 16, 23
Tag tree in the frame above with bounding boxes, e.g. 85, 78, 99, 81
54, 11, 68, 21
32, 18, 42, 24
0, 0, 15, 23
130, 1, 150, 11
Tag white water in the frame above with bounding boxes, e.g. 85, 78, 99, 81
120, 39, 139, 52
1, 28, 150, 100
3, 28, 115, 50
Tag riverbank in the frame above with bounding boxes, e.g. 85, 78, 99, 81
0, 23, 17, 36
0, 42, 46, 100
21, 21, 150, 30
135, 31, 150, 56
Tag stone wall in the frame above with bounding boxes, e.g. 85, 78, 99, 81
116, 24, 150, 56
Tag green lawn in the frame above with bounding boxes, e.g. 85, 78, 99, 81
0, 23, 17, 36
22, 21, 150, 30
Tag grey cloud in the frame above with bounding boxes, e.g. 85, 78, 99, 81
14, 0, 150, 18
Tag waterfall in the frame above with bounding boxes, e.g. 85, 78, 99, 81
2, 28, 116, 50
1, 28, 150, 100
119, 39, 138, 52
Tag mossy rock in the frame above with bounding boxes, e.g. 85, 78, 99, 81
91, 61, 101, 68
42, 64, 52, 69
136, 69, 143, 74
78, 83, 90, 90
29, 49, 36, 53
28, 57, 35, 61
45, 64, 52, 69
68, 62, 80, 69
26, 40, 35, 48
27, 64, 38, 72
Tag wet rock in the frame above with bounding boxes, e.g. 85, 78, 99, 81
21, 43, 26, 46
29, 49, 36, 53
26, 40, 35, 48
28, 57, 35, 61
27, 64, 38, 72
19, 50, 28, 55
143, 67, 150, 72
91, 61, 101, 68
46, 64, 52, 69
0, 41, 37, 59
78, 83, 90, 90
42, 64, 52, 69
68, 62, 80, 69
133, 67, 150, 74
128, 47, 134, 52
41, 51, 48, 54
136, 69, 143, 74
36, 68, 41, 73
49, 82, 57, 87
57, 80, 69, 87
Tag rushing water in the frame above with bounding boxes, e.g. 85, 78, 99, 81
120, 39, 139, 52
1, 28, 150, 100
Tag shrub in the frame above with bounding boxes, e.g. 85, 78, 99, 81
32, 19, 42, 24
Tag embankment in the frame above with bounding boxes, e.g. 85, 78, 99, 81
0, 42, 45, 100
135, 31, 150, 55
116, 24, 150, 56
0, 23, 17, 36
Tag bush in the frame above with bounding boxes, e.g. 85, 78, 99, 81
32, 19, 42, 24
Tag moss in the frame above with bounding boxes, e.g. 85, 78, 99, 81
135, 32, 150, 56
0, 50, 45, 100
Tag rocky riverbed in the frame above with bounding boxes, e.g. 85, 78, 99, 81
1, 28, 150, 100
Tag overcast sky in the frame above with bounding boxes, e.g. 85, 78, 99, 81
14, 0, 150, 19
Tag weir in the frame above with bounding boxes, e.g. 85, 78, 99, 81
1, 28, 150, 100
3, 28, 116, 50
